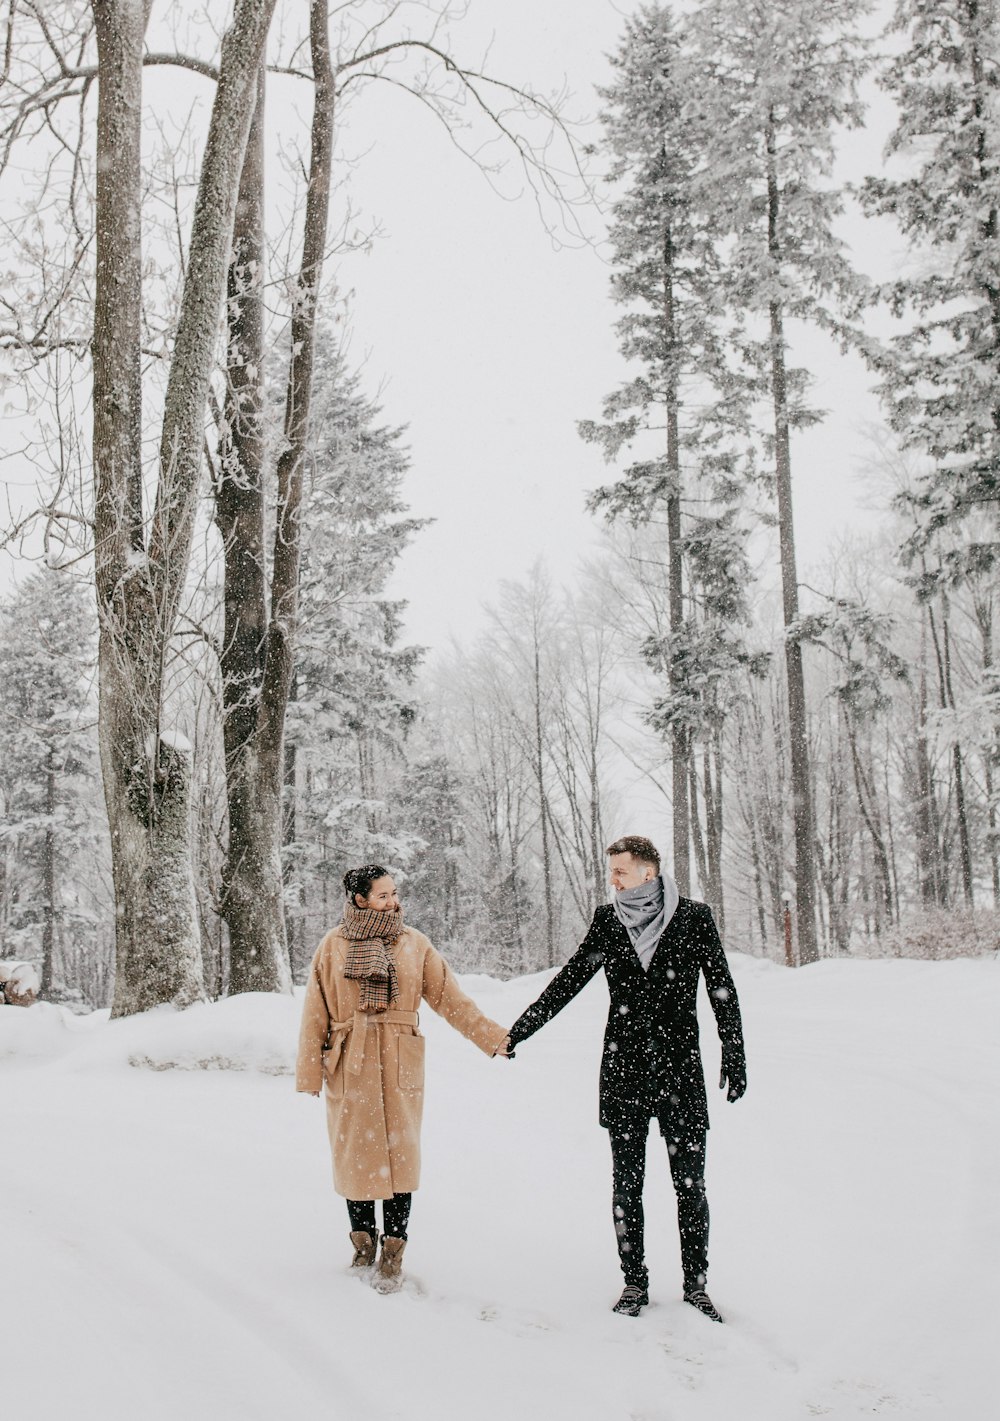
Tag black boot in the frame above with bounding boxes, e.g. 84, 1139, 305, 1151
612, 1284, 649, 1317
683, 1287, 724, 1323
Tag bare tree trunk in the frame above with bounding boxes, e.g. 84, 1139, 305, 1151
41, 745, 56, 995
884, 724, 901, 925
846, 721, 893, 931
93, 0, 203, 1017
914, 614, 939, 905
249, 0, 334, 982
215, 62, 290, 993
92, 0, 277, 1016
766, 108, 817, 963
973, 591, 1000, 904
705, 732, 724, 935
217, 0, 334, 993
663, 211, 690, 894
533, 643, 556, 965
589, 734, 603, 914
928, 593, 974, 905
688, 750, 707, 890
281, 701, 302, 976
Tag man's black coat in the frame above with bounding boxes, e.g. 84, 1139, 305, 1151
508, 898, 745, 1134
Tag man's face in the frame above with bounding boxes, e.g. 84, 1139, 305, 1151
609, 853, 656, 894
359, 875, 401, 912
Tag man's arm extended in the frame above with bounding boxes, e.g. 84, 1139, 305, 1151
508, 918, 605, 1049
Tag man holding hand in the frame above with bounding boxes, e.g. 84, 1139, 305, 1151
507, 835, 746, 1322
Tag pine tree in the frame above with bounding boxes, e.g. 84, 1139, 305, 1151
686, 0, 871, 961
395, 754, 467, 945
862, 0, 1000, 561
0, 570, 102, 996
580, 3, 757, 898
283, 346, 426, 966
643, 510, 769, 933
861, 1, 1000, 908
796, 598, 910, 931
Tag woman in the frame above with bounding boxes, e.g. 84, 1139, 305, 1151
296, 863, 510, 1292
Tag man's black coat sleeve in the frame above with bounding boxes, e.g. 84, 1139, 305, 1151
697, 902, 745, 1061
507, 920, 605, 1048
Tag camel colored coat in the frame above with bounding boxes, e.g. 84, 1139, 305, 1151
296, 925, 508, 1200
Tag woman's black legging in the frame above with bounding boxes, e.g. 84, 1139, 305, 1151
347, 1193, 411, 1241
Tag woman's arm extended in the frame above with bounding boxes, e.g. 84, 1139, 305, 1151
421, 944, 509, 1056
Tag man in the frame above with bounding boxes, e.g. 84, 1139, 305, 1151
507, 835, 746, 1322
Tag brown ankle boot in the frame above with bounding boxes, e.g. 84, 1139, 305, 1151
349, 1230, 377, 1268
372, 1235, 406, 1293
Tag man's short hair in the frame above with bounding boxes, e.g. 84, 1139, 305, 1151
605, 836, 660, 873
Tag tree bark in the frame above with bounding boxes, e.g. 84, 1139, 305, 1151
914, 613, 939, 905
91, 0, 277, 1017
846, 721, 893, 931
928, 593, 974, 905
705, 733, 724, 935
663, 211, 690, 894
41, 744, 56, 995
216, 61, 290, 994
218, 0, 334, 994
533, 642, 556, 966
766, 107, 818, 964
973, 593, 1000, 904
92, 0, 203, 1017
218, 0, 334, 993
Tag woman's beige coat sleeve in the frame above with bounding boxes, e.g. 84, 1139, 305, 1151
421, 945, 508, 1056
296, 947, 330, 1093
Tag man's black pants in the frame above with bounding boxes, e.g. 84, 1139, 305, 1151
608, 1114, 709, 1292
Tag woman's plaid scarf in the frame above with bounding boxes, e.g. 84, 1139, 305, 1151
341, 903, 404, 1011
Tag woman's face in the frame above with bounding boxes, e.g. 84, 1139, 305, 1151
358, 875, 400, 912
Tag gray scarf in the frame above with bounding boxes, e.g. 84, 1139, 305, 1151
612, 874, 679, 972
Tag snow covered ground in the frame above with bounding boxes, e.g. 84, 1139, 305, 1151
3, 953, 998, 1421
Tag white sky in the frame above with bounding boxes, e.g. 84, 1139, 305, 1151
325, 0, 891, 650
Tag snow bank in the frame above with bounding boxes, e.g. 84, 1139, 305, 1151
0, 992, 301, 1075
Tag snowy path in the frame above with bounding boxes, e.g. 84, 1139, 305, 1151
3, 956, 997, 1420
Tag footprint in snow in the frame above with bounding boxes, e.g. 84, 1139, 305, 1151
475, 1301, 552, 1335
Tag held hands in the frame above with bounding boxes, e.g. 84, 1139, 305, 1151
719, 1047, 746, 1103
493, 1035, 515, 1061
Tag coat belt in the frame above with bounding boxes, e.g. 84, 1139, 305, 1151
330, 1009, 420, 1076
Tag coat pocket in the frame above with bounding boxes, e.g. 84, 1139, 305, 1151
323, 1034, 346, 1099
397, 1032, 425, 1092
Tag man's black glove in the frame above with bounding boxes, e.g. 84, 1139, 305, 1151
719, 1046, 746, 1102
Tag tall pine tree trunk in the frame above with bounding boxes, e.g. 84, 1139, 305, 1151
533, 642, 556, 966
928, 594, 974, 905
41, 745, 56, 995
705, 732, 724, 935
766, 109, 817, 964
663, 217, 691, 894
282, 705, 303, 976
914, 614, 939, 905
974, 597, 1000, 904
